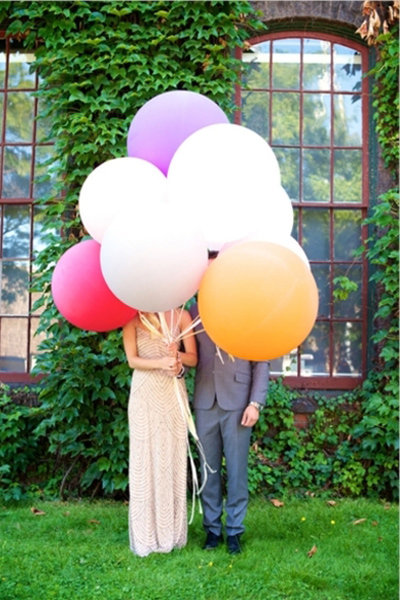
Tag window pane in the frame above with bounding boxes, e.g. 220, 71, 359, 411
302, 208, 330, 260
8, 51, 36, 89
270, 351, 297, 376
292, 207, 299, 240
303, 38, 331, 90
334, 94, 361, 146
333, 150, 362, 203
2, 145, 32, 198
3, 204, 31, 258
33, 206, 55, 257
334, 209, 362, 259
271, 92, 300, 144
0, 93, 3, 139
6, 91, 34, 142
303, 149, 330, 203
272, 38, 300, 90
30, 316, 46, 371
333, 321, 362, 375
242, 41, 270, 88
0, 260, 29, 314
0, 50, 6, 88
333, 44, 362, 92
291, 206, 299, 242
31, 261, 46, 316
32, 209, 57, 315
34, 146, 57, 199
303, 93, 331, 145
312, 263, 330, 318
241, 91, 269, 140
334, 264, 362, 318
36, 98, 53, 143
302, 321, 330, 375
30, 290, 42, 317
0, 317, 27, 372
273, 148, 300, 201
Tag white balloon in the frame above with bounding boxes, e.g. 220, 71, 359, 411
254, 185, 294, 238
100, 202, 208, 312
79, 157, 166, 242
222, 233, 310, 270
167, 123, 287, 250
204, 185, 293, 251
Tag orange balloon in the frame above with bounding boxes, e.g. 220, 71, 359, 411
198, 241, 319, 360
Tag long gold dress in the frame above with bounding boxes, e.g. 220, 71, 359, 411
128, 326, 188, 557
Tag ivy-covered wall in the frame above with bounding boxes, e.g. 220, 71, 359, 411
0, 0, 267, 500
0, 1, 397, 502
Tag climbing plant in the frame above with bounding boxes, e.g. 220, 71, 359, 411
354, 18, 399, 497
0, 0, 265, 498
0, 2, 397, 501
249, 14, 399, 501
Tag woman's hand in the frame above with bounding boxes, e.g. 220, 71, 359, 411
163, 342, 182, 376
166, 341, 179, 356
159, 355, 180, 376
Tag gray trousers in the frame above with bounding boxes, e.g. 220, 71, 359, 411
195, 400, 252, 536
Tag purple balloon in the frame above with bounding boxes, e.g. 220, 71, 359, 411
127, 90, 229, 176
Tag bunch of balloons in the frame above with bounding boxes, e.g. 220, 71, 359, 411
51, 90, 318, 359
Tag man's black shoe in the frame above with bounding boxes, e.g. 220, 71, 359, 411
203, 531, 223, 550
227, 534, 242, 555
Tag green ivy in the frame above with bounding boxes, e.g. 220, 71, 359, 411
0, 2, 397, 501
249, 381, 398, 500
0, 385, 47, 501
333, 275, 359, 302
308, 25, 400, 501
363, 189, 399, 369
353, 25, 399, 500
368, 27, 399, 177
0, 1, 265, 498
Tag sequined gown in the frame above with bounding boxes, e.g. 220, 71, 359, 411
128, 326, 188, 557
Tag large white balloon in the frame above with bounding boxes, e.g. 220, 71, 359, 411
100, 202, 208, 312
255, 186, 294, 239
205, 186, 294, 250
79, 157, 166, 242
167, 123, 286, 250
221, 233, 310, 269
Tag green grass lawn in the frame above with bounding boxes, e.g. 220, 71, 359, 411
0, 497, 397, 600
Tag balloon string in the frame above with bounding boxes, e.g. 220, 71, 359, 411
173, 377, 214, 523
214, 345, 235, 364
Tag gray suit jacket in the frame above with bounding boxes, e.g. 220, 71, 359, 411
189, 304, 269, 411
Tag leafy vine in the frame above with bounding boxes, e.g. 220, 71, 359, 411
0, 2, 397, 501
1, 1, 265, 499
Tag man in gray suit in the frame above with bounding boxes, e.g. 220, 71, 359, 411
189, 301, 269, 555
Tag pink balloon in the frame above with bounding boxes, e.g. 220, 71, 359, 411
51, 240, 137, 332
127, 90, 229, 175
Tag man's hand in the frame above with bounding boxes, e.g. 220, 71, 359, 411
241, 404, 260, 427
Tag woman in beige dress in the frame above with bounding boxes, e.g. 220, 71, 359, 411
123, 309, 197, 557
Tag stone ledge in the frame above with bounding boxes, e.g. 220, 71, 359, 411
252, 1, 364, 28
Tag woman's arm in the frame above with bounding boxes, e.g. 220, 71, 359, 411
123, 318, 178, 374
178, 309, 198, 368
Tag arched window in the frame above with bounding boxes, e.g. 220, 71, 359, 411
0, 37, 54, 383
237, 33, 369, 389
